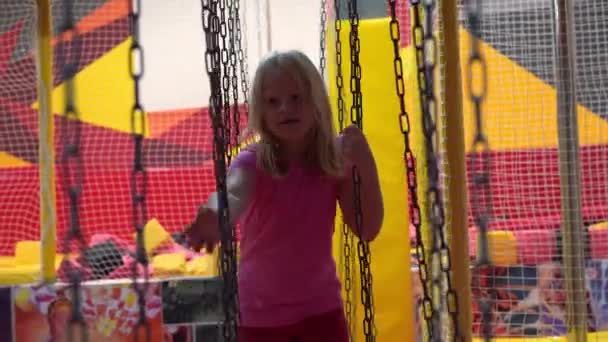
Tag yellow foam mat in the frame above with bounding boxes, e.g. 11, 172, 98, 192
589, 221, 608, 231
473, 332, 608, 341
152, 253, 186, 277
15, 240, 42, 265
0, 264, 43, 285
141, 218, 175, 256
186, 255, 213, 276
0, 256, 15, 268
488, 231, 518, 266
0, 255, 64, 285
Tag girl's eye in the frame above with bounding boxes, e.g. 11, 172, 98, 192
291, 94, 300, 102
267, 97, 277, 105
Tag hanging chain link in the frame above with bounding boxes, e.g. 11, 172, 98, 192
218, 0, 233, 162
333, 0, 355, 338
234, 0, 249, 113
128, 1, 151, 341
387, 0, 434, 340
346, 1, 376, 341
227, 0, 240, 155
58, 1, 88, 341
319, 0, 328, 76
202, 1, 239, 341
410, 4, 439, 340
411, 0, 462, 340
347, 0, 363, 128
334, 0, 346, 136
464, 0, 493, 340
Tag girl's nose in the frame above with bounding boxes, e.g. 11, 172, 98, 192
278, 99, 290, 112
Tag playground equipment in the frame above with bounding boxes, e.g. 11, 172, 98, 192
0, 0, 607, 341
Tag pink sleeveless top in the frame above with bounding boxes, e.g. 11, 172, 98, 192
229, 144, 343, 327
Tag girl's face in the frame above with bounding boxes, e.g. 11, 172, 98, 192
261, 68, 315, 148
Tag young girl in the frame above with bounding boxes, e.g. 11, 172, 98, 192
186, 50, 383, 341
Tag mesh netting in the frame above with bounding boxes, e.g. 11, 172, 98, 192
399, 0, 608, 339
456, 0, 608, 338
0, 0, 248, 282
0, 1, 41, 257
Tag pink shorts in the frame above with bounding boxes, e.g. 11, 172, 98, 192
239, 308, 349, 342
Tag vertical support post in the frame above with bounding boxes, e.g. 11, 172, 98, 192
552, 0, 587, 341
36, 0, 57, 283
255, 0, 263, 59
265, 0, 272, 52
441, 0, 472, 340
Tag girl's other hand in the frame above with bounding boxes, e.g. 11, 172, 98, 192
340, 124, 372, 168
185, 205, 220, 252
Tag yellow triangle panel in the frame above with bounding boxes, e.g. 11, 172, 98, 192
459, 29, 608, 151
0, 152, 31, 168
33, 38, 149, 136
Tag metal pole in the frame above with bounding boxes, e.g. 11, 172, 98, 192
441, 0, 473, 340
36, 0, 57, 283
265, 0, 272, 52
255, 0, 263, 59
552, 0, 587, 341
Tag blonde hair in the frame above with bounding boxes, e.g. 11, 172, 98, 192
248, 50, 342, 178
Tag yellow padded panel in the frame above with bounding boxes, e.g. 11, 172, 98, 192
0, 256, 15, 268
15, 241, 41, 265
0, 264, 41, 285
328, 18, 415, 341
488, 231, 518, 266
0, 256, 64, 285
186, 255, 212, 276
473, 331, 608, 341
152, 253, 186, 277
589, 221, 608, 231
142, 218, 174, 255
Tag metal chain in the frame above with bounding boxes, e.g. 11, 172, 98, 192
411, 0, 462, 340
387, 1, 434, 340
202, 1, 239, 341
334, 0, 346, 136
333, 1, 355, 338
319, 0, 328, 76
57, 1, 88, 341
464, 0, 493, 340
347, 0, 363, 128
227, 0, 240, 157
234, 0, 249, 112
411, 2, 438, 340
418, 2, 446, 338
218, 0, 233, 161
128, 1, 150, 341
346, 1, 375, 341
